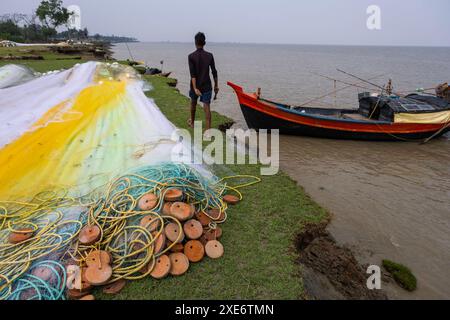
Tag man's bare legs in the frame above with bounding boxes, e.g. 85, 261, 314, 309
188, 100, 211, 131
188, 99, 197, 128
203, 103, 211, 131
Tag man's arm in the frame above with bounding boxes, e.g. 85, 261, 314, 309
189, 55, 202, 96
211, 55, 219, 94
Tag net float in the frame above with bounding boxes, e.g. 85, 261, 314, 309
195, 211, 211, 227
8, 228, 34, 244
203, 227, 223, 241
223, 194, 240, 205
162, 202, 172, 215
150, 255, 172, 279
164, 188, 183, 202
84, 250, 113, 286
164, 223, 184, 243
78, 225, 101, 245
170, 202, 192, 222
183, 219, 203, 240
102, 279, 127, 294
169, 253, 190, 276
138, 193, 158, 211
205, 240, 224, 259
184, 240, 205, 263
140, 215, 161, 233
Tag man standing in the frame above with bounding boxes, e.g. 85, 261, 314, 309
188, 32, 219, 131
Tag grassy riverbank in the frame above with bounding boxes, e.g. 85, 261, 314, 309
1, 46, 329, 299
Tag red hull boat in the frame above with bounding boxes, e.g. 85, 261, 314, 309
228, 82, 450, 141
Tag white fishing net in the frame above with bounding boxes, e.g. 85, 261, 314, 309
0, 64, 37, 89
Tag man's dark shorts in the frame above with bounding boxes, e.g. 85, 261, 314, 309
190, 90, 212, 105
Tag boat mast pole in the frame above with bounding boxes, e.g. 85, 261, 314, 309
334, 80, 337, 108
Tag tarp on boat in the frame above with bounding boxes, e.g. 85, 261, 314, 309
358, 92, 450, 122
394, 110, 450, 124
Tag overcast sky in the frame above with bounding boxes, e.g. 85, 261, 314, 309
1, 0, 449, 46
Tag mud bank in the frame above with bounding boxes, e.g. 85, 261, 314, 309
296, 221, 389, 300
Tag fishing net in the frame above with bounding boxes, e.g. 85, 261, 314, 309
0, 64, 37, 89
0, 62, 259, 300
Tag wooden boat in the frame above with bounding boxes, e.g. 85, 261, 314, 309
228, 82, 450, 141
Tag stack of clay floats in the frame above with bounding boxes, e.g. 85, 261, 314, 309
141, 189, 240, 280
66, 189, 240, 299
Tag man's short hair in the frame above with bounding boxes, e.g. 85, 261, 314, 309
195, 32, 206, 46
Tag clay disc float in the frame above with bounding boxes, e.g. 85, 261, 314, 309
103, 279, 127, 294
188, 204, 196, 219
170, 202, 192, 222
164, 189, 183, 202
150, 255, 172, 279
78, 225, 101, 246
139, 262, 152, 275
195, 211, 211, 227
32, 266, 53, 282
67, 289, 91, 299
140, 215, 161, 233
168, 241, 184, 253
184, 240, 205, 263
138, 193, 158, 211
81, 268, 93, 292
152, 232, 166, 255
162, 202, 172, 215
85, 250, 113, 286
223, 194, 240, 205
183, 219, 203, 240
85, 265, 113, 286
207, 209, 225, 221
203, 227, 223, 241
85, 250, 111, 267
8, 229, 34, 244
164, 223, 184, 243
205, 240, 224, 259
199, 234, 208, 246
169, 253, 190, 276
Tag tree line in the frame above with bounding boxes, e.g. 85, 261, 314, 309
0, 0, 137, 43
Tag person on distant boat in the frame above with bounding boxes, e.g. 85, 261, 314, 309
188, 32, 219, 131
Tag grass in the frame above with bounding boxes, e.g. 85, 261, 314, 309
0, 47, 329, 299
382, 260, 417, 292
0, 45, 96, 72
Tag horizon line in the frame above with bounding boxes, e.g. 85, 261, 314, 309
119, 40, 450, 49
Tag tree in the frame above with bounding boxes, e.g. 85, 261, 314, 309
36, 0, 71, 30
0, 19, 23, 42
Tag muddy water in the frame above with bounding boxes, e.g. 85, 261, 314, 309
280, 136, 450, 299
114, 43, 450, 298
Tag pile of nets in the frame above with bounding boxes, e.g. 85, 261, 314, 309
0, 163, 259, 300
0, 61, 260, 300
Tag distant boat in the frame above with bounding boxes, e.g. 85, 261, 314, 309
228, 82, 450, 141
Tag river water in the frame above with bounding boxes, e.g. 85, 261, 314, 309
114, 42, 450, 299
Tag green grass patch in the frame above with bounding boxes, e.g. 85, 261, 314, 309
0, 46, 99, 72
382, 259, 417, 292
